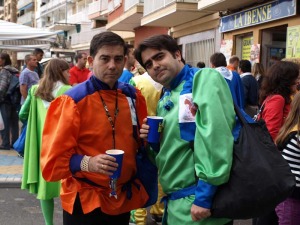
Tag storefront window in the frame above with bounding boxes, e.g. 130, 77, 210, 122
235, 33, 253, 61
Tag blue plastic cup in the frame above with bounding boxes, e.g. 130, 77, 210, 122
147, 116, 164, 143
106, 149, 124, 179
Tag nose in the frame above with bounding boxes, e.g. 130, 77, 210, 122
107, 59, 116, 69
152, 60, 160, 70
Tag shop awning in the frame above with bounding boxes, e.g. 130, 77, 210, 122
0, 20, 58, 51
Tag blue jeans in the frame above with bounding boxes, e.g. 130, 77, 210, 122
0, 103, 19, 148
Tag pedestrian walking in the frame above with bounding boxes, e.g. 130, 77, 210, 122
254, 60, 300, 225
20, 58, 72, 225
69, 53, 90, 86
0, 53, 19, 150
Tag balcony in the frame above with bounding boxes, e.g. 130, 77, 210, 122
17, 0, 33, 10
88, 0, 109, 20
141, 0, 206, 27
198, 0, 254, 12
106, 0, 143, 31
17, 11, 33, 25
71, 27, 107, 47
40, 0, 66, 16
68, 8, 90, 24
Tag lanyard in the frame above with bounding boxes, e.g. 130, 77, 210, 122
98, 90, 119, 148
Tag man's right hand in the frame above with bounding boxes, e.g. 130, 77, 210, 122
88, 154, 118, 176
140, 118, 150, 139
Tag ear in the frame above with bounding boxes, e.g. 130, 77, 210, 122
175, 50, 182, 61
124, 55, 128, 66
87, 56, 93, 67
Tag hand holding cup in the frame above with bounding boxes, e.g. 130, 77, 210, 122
146, 116, 164, 143
105, 149, 124, 179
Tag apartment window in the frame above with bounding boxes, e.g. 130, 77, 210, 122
0, 0, 4, 7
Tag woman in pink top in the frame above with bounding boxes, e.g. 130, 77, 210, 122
253, 61, 300, 225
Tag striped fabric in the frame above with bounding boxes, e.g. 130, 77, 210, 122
281, 133, 300, 187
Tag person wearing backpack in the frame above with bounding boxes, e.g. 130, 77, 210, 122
0, 53, 20, 150
135, 35, 235, 225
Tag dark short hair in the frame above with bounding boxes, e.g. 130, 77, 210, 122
74, 53, 87, 62
90, 32, 126, 58
0, 53, 12, 66
210, 53, 227, 67
125, 44, 134, 56
239, 60, 252, 73
196, 61, 205, 68
33, 48, 44, 55
134, 34, 185, 69
229, 55, 239, 64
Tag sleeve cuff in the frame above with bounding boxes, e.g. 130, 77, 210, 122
193, 180, 217, 209
70, 154, 84, 174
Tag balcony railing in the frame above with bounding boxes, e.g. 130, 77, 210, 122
71, 27, 106, 46
68, 8, 90, 24
17, 0, 33, 10
144, 0, 197, 16
124, 0, 143, 12
108, 0, 121, 13
40, 0, 66, 15
88, 0, 108, 15
17, 11, 33, 24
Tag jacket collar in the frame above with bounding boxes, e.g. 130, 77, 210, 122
91, 75, 118, 90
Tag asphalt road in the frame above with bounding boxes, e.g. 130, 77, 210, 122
0, 187, 251, 225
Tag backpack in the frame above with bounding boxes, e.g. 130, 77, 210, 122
5, 70, 21, 111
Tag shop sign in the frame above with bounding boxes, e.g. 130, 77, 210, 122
286, 25, 300, 58
220, 0, 296, 33
242, 37, 253, 60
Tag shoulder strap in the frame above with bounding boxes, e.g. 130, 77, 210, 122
127, 86, 145, 150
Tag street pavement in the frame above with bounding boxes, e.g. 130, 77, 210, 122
0, 149, 251, 225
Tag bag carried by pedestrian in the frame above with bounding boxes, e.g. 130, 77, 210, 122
211, 104, 296, 219
4, 69, 21, 112
13, 124, 27, 154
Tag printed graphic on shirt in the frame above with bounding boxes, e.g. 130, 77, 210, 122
179, 93, 197, 123
126, 97, 137, 125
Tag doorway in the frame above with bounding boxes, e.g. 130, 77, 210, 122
261, 25, 287, 69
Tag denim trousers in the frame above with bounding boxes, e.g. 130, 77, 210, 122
0, 103, 19, 148
276, 198, 300, 225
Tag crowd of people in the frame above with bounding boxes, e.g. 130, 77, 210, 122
0, 32, 299, 225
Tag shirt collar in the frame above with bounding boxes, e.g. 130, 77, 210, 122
168, 64, 190, 90
240, 72, 252, 78
91, 75, 118, 90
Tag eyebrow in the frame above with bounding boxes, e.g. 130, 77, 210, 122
144, 51, 163, 66
99, 54, 124, 58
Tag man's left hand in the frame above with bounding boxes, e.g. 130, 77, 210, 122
190, 204, 211, 221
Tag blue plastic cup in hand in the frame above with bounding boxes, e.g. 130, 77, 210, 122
105, 149, 124, 179
147, 116, 164, 143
